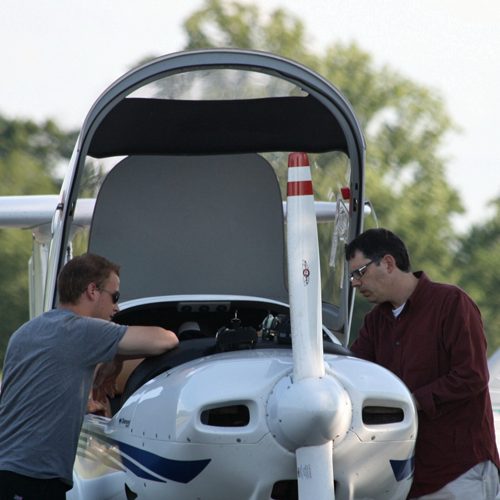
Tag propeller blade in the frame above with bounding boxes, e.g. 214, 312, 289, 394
296, 443, 334, 500
286, 152, 324, 381
286, 152, 336, 499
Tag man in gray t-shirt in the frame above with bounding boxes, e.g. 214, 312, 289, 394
0, 253, 178, 500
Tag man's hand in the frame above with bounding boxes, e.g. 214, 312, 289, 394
92, 359, 124, 404
86, 398, 108, 417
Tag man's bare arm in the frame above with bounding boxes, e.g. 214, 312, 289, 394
117, 326, 178, 357
92, 326, 178, 403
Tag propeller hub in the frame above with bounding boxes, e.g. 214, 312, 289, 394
267, 373, 351, 451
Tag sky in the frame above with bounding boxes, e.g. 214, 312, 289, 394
1, 0, 499, 232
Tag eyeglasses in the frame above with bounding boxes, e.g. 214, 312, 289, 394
97, 286, 120, 304
349, 257, 382, 283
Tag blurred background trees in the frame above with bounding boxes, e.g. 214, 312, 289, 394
0, 117, 76, 366
1, 0, 498, 369
181, 0, 485, 346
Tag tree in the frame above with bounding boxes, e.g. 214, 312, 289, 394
0, 116, 77, 172
182, 0, 463, 343
0, 116, 77, 369
184, 0, 319, 69
453, 199, 500, 354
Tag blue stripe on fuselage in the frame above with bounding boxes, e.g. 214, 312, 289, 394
86, 430, 211, 484
390, 456, 415, 482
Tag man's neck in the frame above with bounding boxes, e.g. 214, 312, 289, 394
58, 302, 88, 317
390, 272, 419, 309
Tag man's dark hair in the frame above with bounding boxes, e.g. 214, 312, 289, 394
345, 228, 412, 272
57, 253, 121, 305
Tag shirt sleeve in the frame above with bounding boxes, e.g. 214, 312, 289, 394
413, 289, 490, 420
62, 315, 128, 368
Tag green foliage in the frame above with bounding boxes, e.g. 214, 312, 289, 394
0, 116, 78, 175
323, 46, 465, 338
0, 117, 76, 367
181, 0, 500, 354
184, 0, 319, 68
0, 229, 32, 367
320, 44, 463, 277
453, 199, 500, 354
182, 0, 470, 345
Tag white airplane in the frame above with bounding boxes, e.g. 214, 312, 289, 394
0, 49, 417, 500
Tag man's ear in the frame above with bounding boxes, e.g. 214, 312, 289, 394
82, 283, 97, 302
383, 254, 397, 273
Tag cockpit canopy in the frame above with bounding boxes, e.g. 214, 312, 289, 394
55, 50, 365, 343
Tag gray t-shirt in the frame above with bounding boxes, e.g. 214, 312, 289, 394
0, 308, 128, 486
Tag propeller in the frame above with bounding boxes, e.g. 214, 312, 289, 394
286, 152, 323, 381
280, 152, 351, 499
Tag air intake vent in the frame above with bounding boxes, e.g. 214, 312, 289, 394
363, 406, 404, 425
201, 405, 250, 427
271, 480, 338, 499
271, 480, 297, 500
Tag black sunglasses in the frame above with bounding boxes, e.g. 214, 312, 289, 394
96, 286, 120, 304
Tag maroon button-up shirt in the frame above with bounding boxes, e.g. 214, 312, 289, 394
351, 271, 500, 498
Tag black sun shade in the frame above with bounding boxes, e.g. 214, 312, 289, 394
88, 95, 349, 158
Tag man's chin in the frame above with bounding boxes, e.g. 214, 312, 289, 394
361, 293, 376, 303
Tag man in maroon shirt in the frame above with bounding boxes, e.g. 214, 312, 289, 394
346, 228, 500, 499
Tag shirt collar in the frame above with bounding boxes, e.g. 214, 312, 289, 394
379, 270, 429, 316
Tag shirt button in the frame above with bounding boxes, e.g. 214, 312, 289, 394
396, 342, 400, 346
